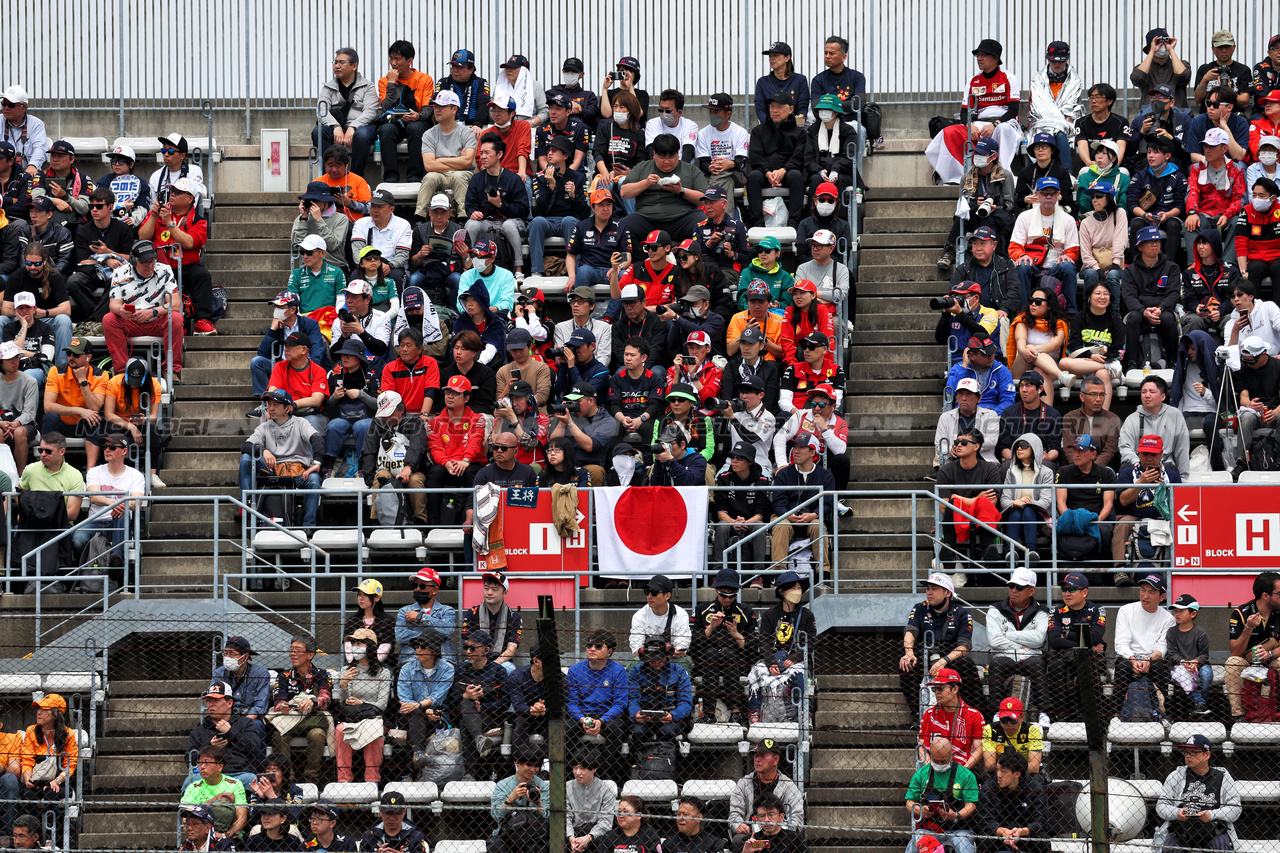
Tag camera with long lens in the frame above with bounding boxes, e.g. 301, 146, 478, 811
705, 397, 745, 413
548, 400, 580, 416
648, 444, 668, 455
975, 197, 994, 217
929, 295, 960, 311
337, 308, 355, 323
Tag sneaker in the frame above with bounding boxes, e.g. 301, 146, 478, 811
952, 572, 967, 588
1026, 550, 1040, 566
1193, 702, 1211, 716
245, 406, 263, 419
151, 473, 167, 489
837, 501, 852, 518
936, 246, 955, 271
748, 711, 762, 725
746, 576, 764, 589
1038, 712, 1051, 732
1232, 714, 1247, 725
1057, 371, 1074, 388
514, 271, 526, 284
1115, 572, 1134, 588
194, 319, 217, 336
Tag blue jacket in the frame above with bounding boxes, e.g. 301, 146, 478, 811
945, 360, 1017, 412
647, 447, 708, 486
451, 280, 507, 365
396, 601, 458, 664
771, 462, 837, 522
754, 73, 810, 124
255, 315, 329, 368
627, 661, 694, 721
554, 357, 610, 404
396, 656, 455, 710
211, 661, 273, 717
464, 167, 530, 222
508, 664, 547, 715
453, 659, 508, 716
1184, 112, 1249, 157
1128, 162, 1188, 216
565, 659, 629, 722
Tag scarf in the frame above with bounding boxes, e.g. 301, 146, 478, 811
477, 602, 512, 655
494, 68, 536, 118
1199, 160, 1232, 192
817, 122, 840, 157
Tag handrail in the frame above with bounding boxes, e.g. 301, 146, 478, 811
202, 99, 216, 225
954, 94, 979, 267
309, 102, 329, 182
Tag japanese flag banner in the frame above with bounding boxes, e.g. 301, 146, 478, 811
595, 485, 708, 578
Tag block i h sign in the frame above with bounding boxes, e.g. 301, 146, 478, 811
1237, 514, 1280, 558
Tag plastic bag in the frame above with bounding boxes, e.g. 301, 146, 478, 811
418, 728, 464, 784
762, 197, 790, 227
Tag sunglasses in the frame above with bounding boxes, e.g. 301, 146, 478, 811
675, 252, 690, 261
161, 148, 181, 155
1007, 583, 1031, 591
38, 447, 56, 455
1, 101, 18, 109
586, 642, 606, 649
491, 444, 516, 451
953, 439, 976, 447
464, 644, 485, 652
716, 588, 737, 596
755, 247, 776, 255
301, 248, 322, 256
801, 343, 824, 350
1028, 297, 1048, 306
1060, 586, 1083, 592
811, 400, 830, 408
412, 582, 436, 591
110, 156, 132, 165
24, 260, 44, 267
89, 202, 113, 210
658, 108, 677, 114
645, 244, 666, 251
815, 195, 838, 204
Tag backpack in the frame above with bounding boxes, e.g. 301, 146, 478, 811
1119, 676, 1156, 721
495, 809, 550, 853
374, 480, 408, 527
929, 116, 962, 138
332, 445, 359, 479
629, 740, 678, 782
1248, 431, 1280, 472
255, 476, 296, 527
1242, 667, 1279, 722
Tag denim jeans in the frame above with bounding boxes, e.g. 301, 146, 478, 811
528, 215, 579, 274
237, 454, 321, 527
408, 269, 463, 307
324, 417, 372, 460
0, 770, 18, 835
72, 511, 131, 553
1079, 267, 1123, 317
1018, 260, 1078, 313
312, 125, 378, 176
1003, 505, 1041, 550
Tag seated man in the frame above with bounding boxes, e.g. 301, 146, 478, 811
1154, 735, 1241, 853
149, 133, 206, 204
210, 636, 273, 741
184, 682, 261, 791
138, 177, 217, 336
985, 570, 1050, 729
548, 381, 617, 486
1060, 375, 1123, 470
1123, 226, 1184, 369
646, 421, 708, 486
770, 434, 836, 580
2, 289, 58, 387
375, 41, 434, 184
945, 335, 1017, 413
1183, 128, 1245, 260
1112, 574, 1176, 712
489, 749, 550, 847
1113, 435, 1184, 566
1054, 433, 1117, 559
178, 804, 235, 853
933, 427, 1001, 568
566, 750, 614, 852
982, 697, 1044, 776
249, 292, 327, 400
1128, 137, 1188, 260
711, 446, 772, 571
565, 631, 630, 761
237, 390, 322, 531
464, 133, 530, 283
977, 751, 1049, 853
396, 568, 457, 665
288, 232, 346, 314
42, 335, 108, 468
462, 570, 523, 674
360, 389, 428, 525
728, 741, 804, 851
452, 629, 508, 774
900, 573, 982, 727
696, 95, 750, 214
328, 280, 393, 367
104, 239, 184, 376
179, 747, 249, 842
528, 136, 589, 277
408, 195, 469, 306
934, 378, 1000, 472
774, 381, 848, 490
727, 281, 792, 363
629, 573, 692, 658
397, 634, 454, 766
1225, 572, 1280, 723
722, 374, 777, 476
742, 794, 804, 853
425, 374, 484, 522
1009, 177, 1080, 312
937, 138, 1014, 270
66, 184, 135, 321
904, 737, 979, 853
569, 188, 625, 296
350, 190, 412, 295
996, 372, 1062, 467
361, 792, 427, 853
721, 328, 781, 414
664, 796, 727, 853
71, 432, 145, 587
936, 282, 999, 368
617, 133, 710, 253
494, 381, 549, 469
17, 432, 85, 579
249, 331, 328, 431
508, 642, 547, 746
745, 92, 806, 227
270, 635, 335, 781
1118, 375, 1191, 475
627, 637, 694, 745
415, 92, 477, 220
779, 333, 844, 412
608, 334, 667, 437
496, 327, 551, 406
1044, 572, 1107, 723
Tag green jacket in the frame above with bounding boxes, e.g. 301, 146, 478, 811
736, 260, 795, 309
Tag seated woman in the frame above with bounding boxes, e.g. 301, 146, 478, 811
538, 435, 588, 486
19, 695, 77, 820
104, 357, 171, 488
1006, 286, 1068, 402
246, 755, 305, 832
333, 628, 391, 784
999, 434, 1054, 560
1014, 133, 1073, 214
1058, 281, 1126, 410
1077, 182, 1128, 315
783, 279, 836, 358
1075, 139, 1130, 210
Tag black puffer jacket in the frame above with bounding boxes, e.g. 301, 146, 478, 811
747, 116, 804, 172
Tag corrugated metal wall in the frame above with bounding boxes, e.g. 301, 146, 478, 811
11, 0, 1280, 111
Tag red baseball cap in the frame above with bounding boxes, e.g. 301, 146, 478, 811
1137, 434, 1164, 453
996, 696, 1024, 720
815, 181, 839, 199
445, 375, 472, 393
789, 278, 818, 294
414, 567, 441, 586
928, 668, 962, 686
951, 281, 982, 296
686, 331, 711, 347
916, 837, 943, 853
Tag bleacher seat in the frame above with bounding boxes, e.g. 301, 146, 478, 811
1183, 471, 1233, 483
1236, 781, 1280, 803
1238, 471, 1280, 484
308, 529, 368, 560
441, 780, 495, 804
253, 529, 308, 550
688, 723, 745, 745
372, 142, 410, 164
368, 528, 424, 551
320, 781, 378, 807
375, 781, 438, 816
680, 779, 737, 803
1057, 373, 1126, 402
1167, 721, 1225, 746
747, 722, 800, 743
0, 673, 43, 694
375, 182, 425, 204
1227, 721, 1280, 744
1107, 719, 1165, 752
321, 477, 365, 494
435, 843, 487, 853
620, 778, 680, 810
1123, 368, 1174, 391
747, 227, 797, 251
62, 137, 110, 159
1127, 778, 1162, 800
111, 136, 220, 164
425, 529, 465, 551
296, 783, 319, 803
1236, 842, 1280, 853
1042, 722, 1086, 753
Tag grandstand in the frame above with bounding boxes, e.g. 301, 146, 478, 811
7, 3, 1280, 853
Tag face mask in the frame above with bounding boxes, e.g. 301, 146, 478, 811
413, 590, 434, 605
817, 110, 836, 123
350, 647, 366, 661
1047, 68, 1068, 83
1155, 46, 1170, 59
562, 73, 580, 87
495, 118, 512, 129
1261, 152, 1279, 166
272, 307, 287, 321
815, 201, 836, 216
613, 110, 629, 125
661, 112, 678, 128
1254, 197, 1275, 212
1093, 209, 1110, 221
930, 761, 952, 773
782, 588, 803, 605
222, 656, 242, 672
972, 155, 991, 168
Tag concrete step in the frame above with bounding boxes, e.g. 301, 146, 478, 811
865, 216, 950, 234
837, 550, 916, 575
864, 199, 957, 218
162, 451, 238, 471
208, 221, 293, 240
185, 335, 262, 350
223, 285, 288, 301
219, 192, 305, 205
175, 366, 251, 385
862, 247, 952, 266
94, 752, 188, 781
206, 253, 291, 272
816, 692, 911, 730
846, 395, 943, 417
213, 206, 294, 224
853, 360, 947, 381
846, 379, 943, 396
849, 330, 936, 345
851, 312, 936, 331
95, 733, 188, 753
858, 296, 931, 314
108, 678, 211, 698
858, 279, 948, 296
187, 319, 277, 335
860, 233, 951, 249
168, 434, 252, 452
805, 806, 905, 838
184, 349, 266, 369
868, 186, 959, 201
105, 698, 194, 734
847, 428, 934, 446
859, 264, 943, 283
143, 466, 239, 487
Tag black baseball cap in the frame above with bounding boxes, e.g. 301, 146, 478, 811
766, 91, 793, 106
762, 42, 792, 56
379, 790, 407, 810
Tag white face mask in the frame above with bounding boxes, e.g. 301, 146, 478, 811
815, 201, 836, 216
661, 112, 678, 127
1261, 151, 1278, 166
930, 761, 952, 773
782, 588, 803, 605
495, 118, 512, 129
272, 307, 288, 321
1254, 197, 1275, 212
350, 647, 367, 661
222, 656, 242, 672
1155, 46, 1170, 59
562, 73, 580, 87
972, 155, 992, 168
613, 110, 629, 125
817, 109, 836, 123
